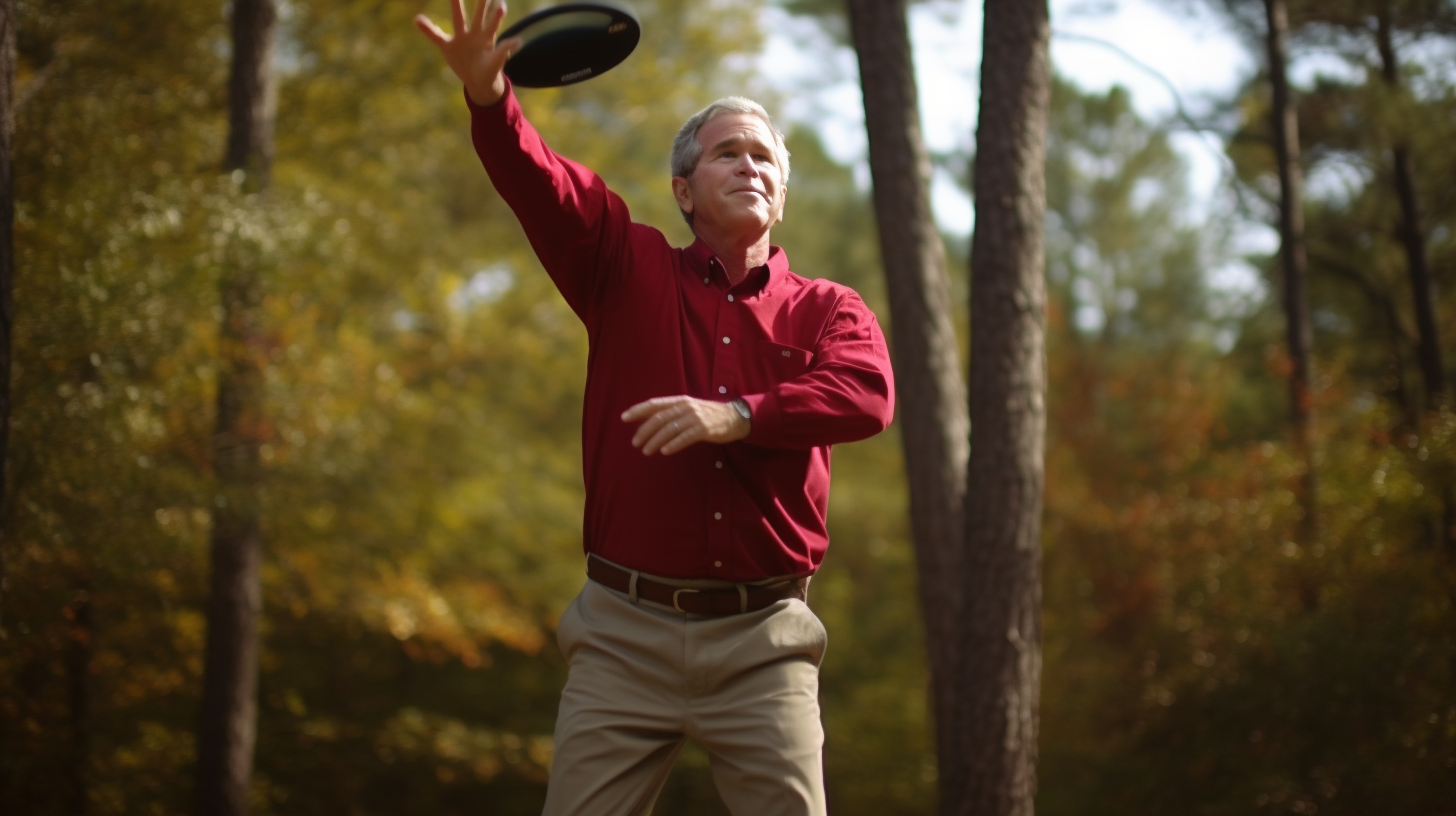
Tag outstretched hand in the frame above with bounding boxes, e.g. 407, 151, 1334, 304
414, 0, 522, 107
622, 397, 750, 456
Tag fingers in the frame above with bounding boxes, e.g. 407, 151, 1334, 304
643, 416, 700, 456
450, 0, 467, 35
623, 397, 696, 455
489, 35, 522, 74
484, 0, 508, 42
471, 0, 491, 33
413, 14, 449, 47
621, 397, 679, 423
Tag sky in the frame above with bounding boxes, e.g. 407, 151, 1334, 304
758, 0, 1256, 236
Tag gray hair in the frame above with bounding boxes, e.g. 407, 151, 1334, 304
671, 97, 791, 225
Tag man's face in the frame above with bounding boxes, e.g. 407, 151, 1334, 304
672, 112, 786, 237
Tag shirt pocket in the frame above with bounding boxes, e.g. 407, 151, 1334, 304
742, 341, 815, 393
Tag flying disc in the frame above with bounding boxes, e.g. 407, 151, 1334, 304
499, 2, 641, 88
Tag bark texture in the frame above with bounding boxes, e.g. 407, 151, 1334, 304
225, 0, 278, 182
957, 1, 1051, 814
195, 2, 276, 814
1263, 0, 1319, 539
844, 0, 970, 786
1375, 10, 1445, 412
0, 0, 15, 633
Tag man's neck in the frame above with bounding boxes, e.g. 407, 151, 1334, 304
695, 228, 772, 286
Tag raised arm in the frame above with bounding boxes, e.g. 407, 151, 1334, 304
414, 0, 521, 107
416, 0, 635, 324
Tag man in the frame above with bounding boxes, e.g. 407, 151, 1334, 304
415, 2, 895, 813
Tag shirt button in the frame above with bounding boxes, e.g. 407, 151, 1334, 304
714, 512, 722, 520
703, 277, 709, 284
714, 561, 723, 568
727, 294, 735, 302
715, 460, 723, 468
722, 336, 731, 344
782, 350, 790, 357
718, 386, 727, 394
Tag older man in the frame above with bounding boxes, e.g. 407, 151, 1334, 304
416, 2, 895, 813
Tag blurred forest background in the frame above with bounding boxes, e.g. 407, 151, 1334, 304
2, 0, 1454, 813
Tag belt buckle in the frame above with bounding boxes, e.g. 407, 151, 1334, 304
671, 587, 699, 612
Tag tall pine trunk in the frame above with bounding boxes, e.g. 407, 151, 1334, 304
844, 0, 970, 793
1374, 11, 1444, 411
957, 1, 1051, 813
1262, 0, 1318, 542
66, 579, 93, 816
1374, 9, 1453, 549
0, 0, 15, 636
195, 2, 276, 814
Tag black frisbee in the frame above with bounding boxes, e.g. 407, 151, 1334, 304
499, 2, 641, 88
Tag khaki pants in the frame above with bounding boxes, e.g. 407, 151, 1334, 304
542, 575, 829, 816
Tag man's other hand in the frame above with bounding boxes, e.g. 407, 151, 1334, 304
622, 397, 750, 456
415, 0, 522, 107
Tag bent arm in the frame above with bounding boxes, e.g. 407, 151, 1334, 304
740, 293, 896, 449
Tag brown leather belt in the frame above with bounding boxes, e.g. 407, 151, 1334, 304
587, 557, 806, 616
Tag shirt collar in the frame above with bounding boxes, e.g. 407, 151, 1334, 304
684, 239, 789, 295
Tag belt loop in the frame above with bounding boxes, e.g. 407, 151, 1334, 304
628, 570, 640, 604
736, 583, 748, 614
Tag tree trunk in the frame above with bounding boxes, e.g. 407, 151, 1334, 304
0, 0, 15, 638
1375, 10, 1445, 412
67, 580, 93, 816
843, 0, 970, 793
1374, 10, 1455, 550
956, 1, 1051, 814
195, 2, 275, 815
1262, 0, 1318, 541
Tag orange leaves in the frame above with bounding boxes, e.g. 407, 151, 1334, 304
375, 708, 552, 785
357, 562, 546, 667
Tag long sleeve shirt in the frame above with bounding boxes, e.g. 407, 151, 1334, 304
469, 86, 895, 581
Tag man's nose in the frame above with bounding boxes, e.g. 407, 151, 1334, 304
734, 154, 759, 176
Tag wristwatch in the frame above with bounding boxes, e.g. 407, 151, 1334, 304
728, 398, 752, 427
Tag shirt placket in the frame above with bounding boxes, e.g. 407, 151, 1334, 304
705, 264, 742, 575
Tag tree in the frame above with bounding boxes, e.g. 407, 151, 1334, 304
1371, 8, 1445, 412
0, 0, 13, 637
832, 1, 1051, 809
195, 1, 277, 813
957, 0, 1052, 812
842, 2, 968, 805
1260, 0, 1321, 543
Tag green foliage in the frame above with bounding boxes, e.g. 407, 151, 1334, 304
1037, 60, 1456, 815
1045, 77, 1235, 351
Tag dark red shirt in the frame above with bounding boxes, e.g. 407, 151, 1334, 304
469, 87, 895, 580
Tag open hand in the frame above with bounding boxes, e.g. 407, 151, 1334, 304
622, 397, 750, 456
414, 0, 522, 107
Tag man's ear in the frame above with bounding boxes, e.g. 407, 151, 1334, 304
774, 186, 787, 225
671, 176, 694, 216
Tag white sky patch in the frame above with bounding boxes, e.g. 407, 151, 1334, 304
761, 0, 1254, 232
760, 0, 1276, 309
449, 265, 516, 311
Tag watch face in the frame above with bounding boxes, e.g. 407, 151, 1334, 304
732, 399, 751, 421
